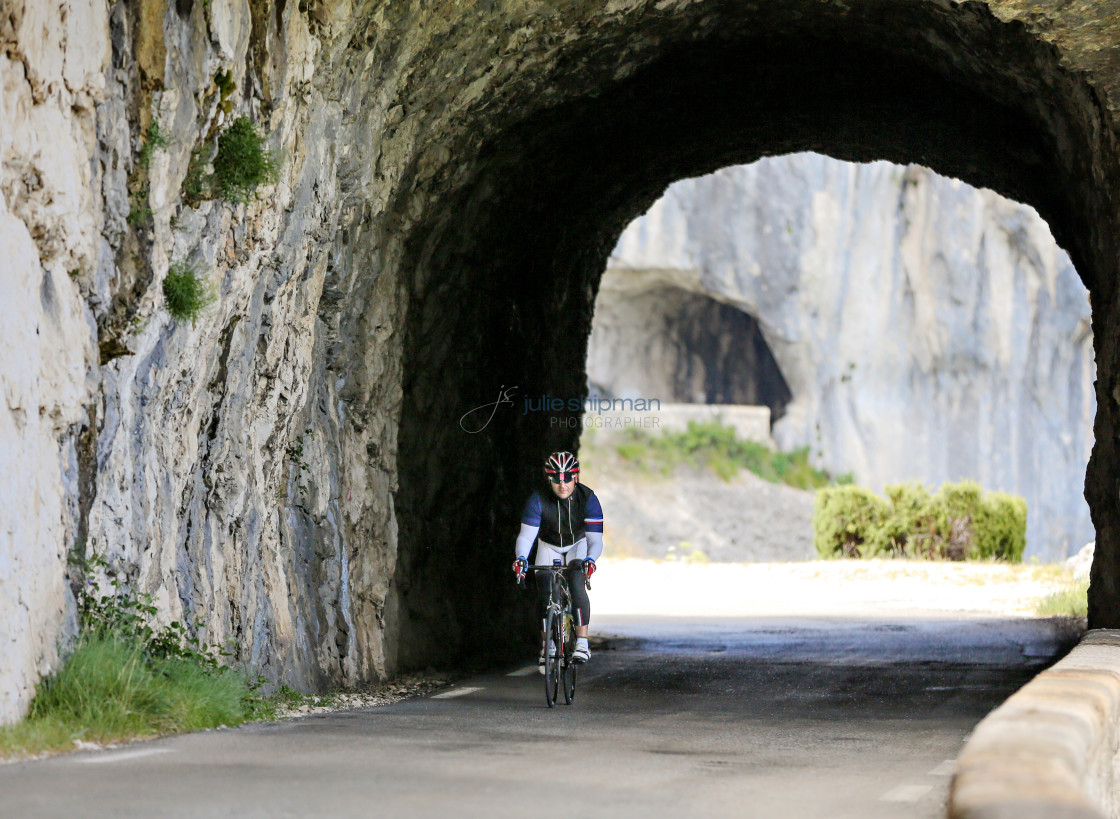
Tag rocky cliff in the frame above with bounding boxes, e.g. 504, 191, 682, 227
590, 154, 1095, 560
4, 0, 1120, 725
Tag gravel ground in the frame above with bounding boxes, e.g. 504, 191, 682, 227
582, 456, 817, 562
271, 672, 456, 718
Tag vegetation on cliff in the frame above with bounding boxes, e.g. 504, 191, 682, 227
163, 261, 216, 322
610, 420, 847, 489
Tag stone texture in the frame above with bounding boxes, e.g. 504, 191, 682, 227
0, 0, 107, 726
5, 0, 1120, 727
949, 630, 1120, 819
591, 154, 1095, 560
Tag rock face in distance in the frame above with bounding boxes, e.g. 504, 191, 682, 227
591, 154, 1095, 561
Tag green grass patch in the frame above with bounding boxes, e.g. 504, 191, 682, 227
0, 549, 419, 761
0, 553, 288, 760
163, 261, 215, 322
1035, 580, 1088, 617
0, 635, 254, 757
813, 480, 1027, 562
211, 117, 278, 203
611, 420, 840, 490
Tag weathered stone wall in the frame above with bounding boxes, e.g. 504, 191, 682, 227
5, 0, 1120, 724
590, 154, 1095, 560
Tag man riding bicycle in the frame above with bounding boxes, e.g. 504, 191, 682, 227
512, 451, 604, 671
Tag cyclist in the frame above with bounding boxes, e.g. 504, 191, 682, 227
512, 451, 605, 671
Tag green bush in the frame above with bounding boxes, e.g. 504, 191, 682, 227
163, 262, 215, 322
211, 117, 278, 203
813, 485, 892, 558
813, 480, 1027, 561
613, 420, 838, 489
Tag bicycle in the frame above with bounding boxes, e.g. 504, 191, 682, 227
521, 562, 588, 707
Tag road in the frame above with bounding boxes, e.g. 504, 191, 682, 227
0, 614, 1080, 818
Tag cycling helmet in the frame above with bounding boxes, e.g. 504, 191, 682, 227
544, 451, 580, 483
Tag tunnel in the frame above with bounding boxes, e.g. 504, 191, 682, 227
371, 1, 1120, 669
586, 284, 793, 417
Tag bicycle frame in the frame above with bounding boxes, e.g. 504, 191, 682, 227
525, 564, 579, 707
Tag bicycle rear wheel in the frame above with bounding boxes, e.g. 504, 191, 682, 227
544, 610, 561, 708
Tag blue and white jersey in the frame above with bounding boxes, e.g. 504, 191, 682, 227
516, 483, 605, 560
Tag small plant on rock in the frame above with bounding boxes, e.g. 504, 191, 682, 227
211, 117, 279, 204
137, 120, 168, 170
163, 261, 216, 323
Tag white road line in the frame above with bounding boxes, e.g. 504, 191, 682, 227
74, 748, 173, 765
506, 666, 538, 677
431, 687, 484, 699
924, 685, 994, 691
880, 784, 933, 802
928, 760, 956, 776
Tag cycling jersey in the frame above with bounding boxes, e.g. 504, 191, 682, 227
517, 484, 604, 558
521, 484, 603, 547
515, 483, 604, 629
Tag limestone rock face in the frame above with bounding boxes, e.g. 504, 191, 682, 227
4, 0, 1120, 723
1, 0, 108, 725
593, 154, 1095, 560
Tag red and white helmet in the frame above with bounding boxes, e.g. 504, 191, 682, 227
544, 451, 580, 483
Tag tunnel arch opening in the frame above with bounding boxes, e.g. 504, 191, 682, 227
586, 282, 793, 419
381, 3, 1120, 668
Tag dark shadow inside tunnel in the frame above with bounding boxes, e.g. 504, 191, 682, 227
382, 4, 1117, 671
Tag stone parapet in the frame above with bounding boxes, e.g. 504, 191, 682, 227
950, 630, 1120, 819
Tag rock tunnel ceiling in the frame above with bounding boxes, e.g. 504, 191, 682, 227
6, 0, 1120, 721
394, 0, 1120, 660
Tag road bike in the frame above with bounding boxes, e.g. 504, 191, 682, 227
523, 563, 586, 708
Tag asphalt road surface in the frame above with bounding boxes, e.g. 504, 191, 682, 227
0, 615, 1080, 819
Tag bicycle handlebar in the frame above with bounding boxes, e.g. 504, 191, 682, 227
518, 564, 592, 590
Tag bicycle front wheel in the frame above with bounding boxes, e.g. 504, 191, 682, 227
562, 609, 576, 704
562, 656, 576, 704
544, 610, 561, 708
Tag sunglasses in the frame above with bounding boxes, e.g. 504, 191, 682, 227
547, 472, 577, 483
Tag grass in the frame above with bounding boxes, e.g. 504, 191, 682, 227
0, 550, 445, 762
0, 551, 283, 761
1035, 578, 1089, 617
163, 261, 215, 322
0, 635, 265, 759
609, 420, 844, 489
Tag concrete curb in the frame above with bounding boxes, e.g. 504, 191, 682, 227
949, 629, 1120, 819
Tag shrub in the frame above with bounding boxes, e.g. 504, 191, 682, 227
163, 262, 215, 323
813, 485, 891, 558
211, 117, 278, 203
973, 491, 1027, 562
813, 480, 1027, 561
613, 421, 838, 489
